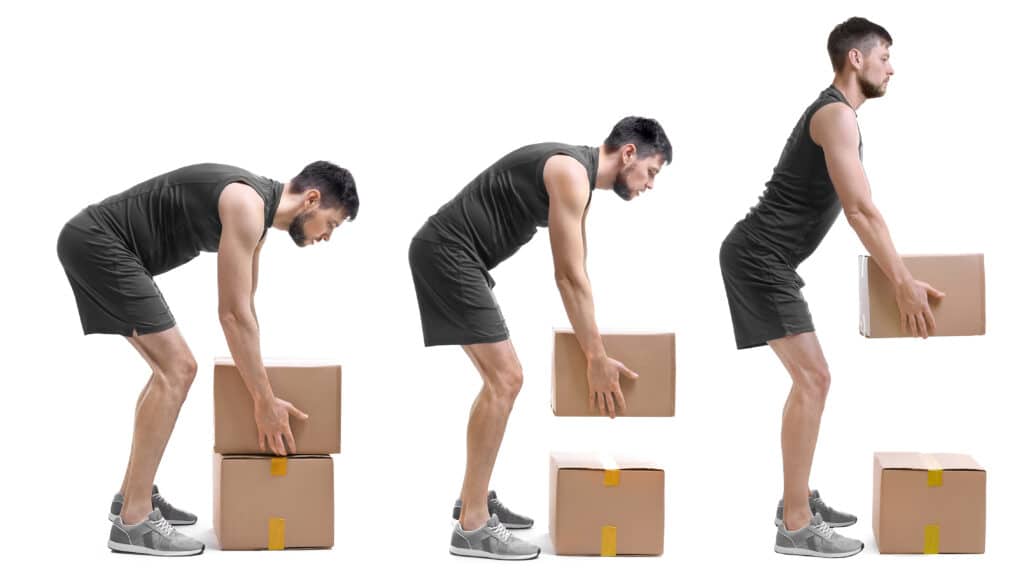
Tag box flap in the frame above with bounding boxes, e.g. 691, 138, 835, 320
553, 328, 674, 337
220, 454, 332, 462
875, 452, 982, 471
551, 452, 661, 471
215, 356, 340, 367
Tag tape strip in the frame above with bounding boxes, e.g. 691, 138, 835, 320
600, 453, 620, 487
268, 517, 285, 550
924, 524, 940, 554
601, 525, 617, 556
921, 454, 943, 487
271, 457, 288, 477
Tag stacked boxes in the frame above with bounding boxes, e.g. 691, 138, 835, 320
212, 358, 341, 550
549, 330, 674, 556
873, 452, 986, 554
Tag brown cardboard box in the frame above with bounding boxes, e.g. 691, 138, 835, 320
873, 452, 985, 554
550, 453, 664, 556
551, 330, 675, 416
213, 454, 334, 550
859, 254, 985, 338
214, 358, 341, 454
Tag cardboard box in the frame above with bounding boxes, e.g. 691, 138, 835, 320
213, 454, 334, 550
550, 453, 664, 556
551, 330, 675, 416
859, 254, 985, 338
214, 358, 341, 454
873, 452, 985, 554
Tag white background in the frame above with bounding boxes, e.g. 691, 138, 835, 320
1, 1, 1020, 574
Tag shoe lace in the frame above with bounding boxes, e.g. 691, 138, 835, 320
487, 521, 513, 543
151, 515, 177, 538
809, 520, 835, 540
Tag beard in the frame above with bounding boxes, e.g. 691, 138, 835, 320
859, 75, 887, 99
613, 172, 633, 201
289, 210, 312, 246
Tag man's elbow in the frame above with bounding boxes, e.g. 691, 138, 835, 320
218, 306, 252, 330
843, 201, 876, 230
554, 267, 585, 292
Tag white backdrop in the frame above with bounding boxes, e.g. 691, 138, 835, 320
1, 1, 1020, 574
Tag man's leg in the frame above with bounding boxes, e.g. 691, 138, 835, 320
768, 331, 830, 531
119, 374, 155, 496
458, 339, 523, 531
118, 327, 197, 525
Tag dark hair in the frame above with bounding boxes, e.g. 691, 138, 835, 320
828, 17, 892, 72
604, 116, 673, 164
291, 161, 359, 220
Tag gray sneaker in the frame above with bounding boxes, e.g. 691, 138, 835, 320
110, 485, 197, 526
774, 513, 863, 558
776, 489, 857, 528
452, 490, 534, 529
108, 509, 205, 556
450, 514, 541, 560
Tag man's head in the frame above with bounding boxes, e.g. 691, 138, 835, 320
604, 116, 672, 201
828, 17, 894, 99
287, 160, 358, 247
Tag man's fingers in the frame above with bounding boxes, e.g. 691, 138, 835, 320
288, 404, 310, 420
925, 307, 937, 336
615, 388, 627, 415
597, 391, 607, 416
285, 428, 297, 454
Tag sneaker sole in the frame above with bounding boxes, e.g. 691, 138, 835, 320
773, 544, 863, 558
109, 541, 205, 557
109, 513, 197, 526
449, 546, 540, 560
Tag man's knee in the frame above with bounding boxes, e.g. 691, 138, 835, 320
486, 363, 524, 401
156, 354, 197, 401
796, 365, 831, 403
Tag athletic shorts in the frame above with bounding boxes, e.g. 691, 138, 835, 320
57, 209, 175, 336
719, 234, 814, 349
408, 235, 509, 347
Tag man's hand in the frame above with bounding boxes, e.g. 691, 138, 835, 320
253, 396, 309, 455
896, 279, 945, 338
587, 356, 638, 419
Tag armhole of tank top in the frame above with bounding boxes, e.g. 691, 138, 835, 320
214, 175, 271, 231
806, 98, 845, 147
537, 149, 588, 198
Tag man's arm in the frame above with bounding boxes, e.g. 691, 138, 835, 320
812, 103, 944, 337
546, 155, 637, 418
218, 183, 307, 455
251, 236, 264, 327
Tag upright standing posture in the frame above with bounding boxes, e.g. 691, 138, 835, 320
720, 18, 943, 558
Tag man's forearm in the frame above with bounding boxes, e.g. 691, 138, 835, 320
220, 308, 272, 403
555, 271, 606, 361
848, 207, 913, 289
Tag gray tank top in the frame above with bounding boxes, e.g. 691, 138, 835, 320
85, 163, 283, 275
733, 85, 861, 266
416, 143, 599, 269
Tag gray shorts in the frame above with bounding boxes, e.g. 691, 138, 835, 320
408, 236, 509, 347
719, 236, 814, 349
57, 210, 175, 337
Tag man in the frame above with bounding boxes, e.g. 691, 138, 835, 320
57, 161, 358, 556
720, 18, 943, 558
410, 117, 672, 560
